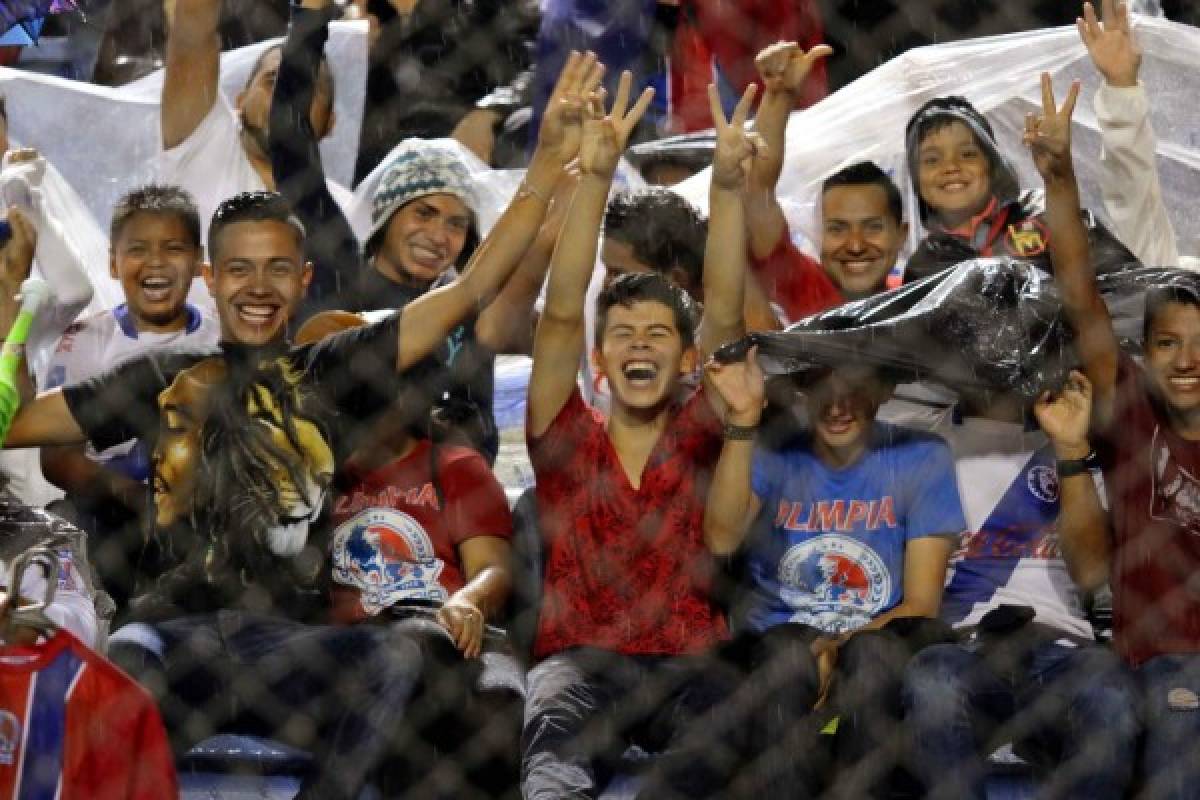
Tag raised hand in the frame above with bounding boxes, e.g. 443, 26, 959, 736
1033, 370, 1093, 457
1024, 73, 1081, 182
537, 50, 606, 167
710, 83, 766, 191
754, 41, 833, 96
577, 70, 655, 180
0, 209, 36, 291
705, 345, 765, 426
1078, 0, 1141, 88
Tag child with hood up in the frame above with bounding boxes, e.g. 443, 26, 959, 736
902, 95, 1138, 283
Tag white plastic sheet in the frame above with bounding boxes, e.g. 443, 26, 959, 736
674, 15, 1200, 266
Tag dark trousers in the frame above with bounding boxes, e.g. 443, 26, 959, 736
714, 624, 824, 799
1137, 653, 1200, 800
521, 646, 739, 800
380, 617, 524, 800
108, 611, 423, 800
903, 634, 1138, 800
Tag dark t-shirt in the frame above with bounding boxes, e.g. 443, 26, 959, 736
61, 314, 402, 623
348, 268, 498, 462
527, 388, 728, 660
1101, 354, 1200, 666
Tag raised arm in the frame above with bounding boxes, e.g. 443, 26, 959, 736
1034, 370, 1111, 591
526, 70, 654, 437
161, 0, 222, 150
402, 56, 641, 387
270, 1, 359, 315
474, 54, 605, 354
746, 42, 831, 260
700, 83, 761, 356
1080, 0, 1180, 269
703, 346, 765, 555
1026, 73, 1120, 429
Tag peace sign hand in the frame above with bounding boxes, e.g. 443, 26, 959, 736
754, 41, 833, 96
577, 70, 655, 180
1078, 0, 1141, 88
1024, 73, 1081, 183
537, 50, 606, 167
710, 83, 766, 192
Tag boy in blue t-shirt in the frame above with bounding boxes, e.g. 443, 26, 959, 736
705, 354, 965, 797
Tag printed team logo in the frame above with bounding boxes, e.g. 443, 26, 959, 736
777, 535, 890, 633
1006, 221, 1047, 258
331, 508, 448, 614
1026, 465, 1059, 504
1150, 426, 1200, 534
0, 710, 19, 766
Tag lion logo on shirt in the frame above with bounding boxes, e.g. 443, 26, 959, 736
777, 535, 890, 633
1150, 426, 1200, 533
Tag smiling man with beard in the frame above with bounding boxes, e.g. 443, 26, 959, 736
0, 150, 561, 795
157, 0, 348, 257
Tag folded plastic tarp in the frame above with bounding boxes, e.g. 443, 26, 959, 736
673, 15, 1200, 264
734, 258, 1189, 399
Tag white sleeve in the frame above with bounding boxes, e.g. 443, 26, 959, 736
1094, 82, 1181, 269
0, 157, 95, 383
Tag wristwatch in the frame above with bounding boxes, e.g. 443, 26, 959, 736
1056, 450, 1099, 478
723, 423, 758, 441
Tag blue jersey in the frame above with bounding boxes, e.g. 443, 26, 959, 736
742, 422, 965, 634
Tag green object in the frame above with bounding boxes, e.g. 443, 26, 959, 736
0, 307, 37, 445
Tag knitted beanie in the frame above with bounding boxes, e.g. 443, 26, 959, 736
369, 139, 477, 242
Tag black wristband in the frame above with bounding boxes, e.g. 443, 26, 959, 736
723, 423, 758, 441
1056, 450, 1098, 478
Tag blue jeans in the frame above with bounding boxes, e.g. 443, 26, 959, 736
109, 612, 423, 800
1138, 653, 1200, 799
903, 637, 1138, 800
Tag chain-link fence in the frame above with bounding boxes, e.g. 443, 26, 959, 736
0, 1, 1199, 799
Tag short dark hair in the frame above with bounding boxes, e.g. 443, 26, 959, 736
208, 191, 306, 262
822, 162, 904, 225
110, 185, 202, 249
595, 272, 699, 348
246, 43, 336, 109
603, 188, 707, 291
1144, 280, 1200, 343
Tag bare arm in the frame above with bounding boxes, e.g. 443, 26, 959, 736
527, 70, 654, 437
746, 42, 831, 260
474, 51, 603, 353
40, 445, 146, 513
161, 0, 222, 150
437, 535, 513, 659
1027, 73, 1120, 429
702, 346, 766, 555
4, 391, 86, 448
1034, 370, 1111, 592
474, 170, 578, 355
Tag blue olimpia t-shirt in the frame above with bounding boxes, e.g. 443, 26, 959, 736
742, 422, 966, 634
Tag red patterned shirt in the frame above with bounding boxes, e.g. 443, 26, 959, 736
1102, 355, 1200, 666
528, 388, 728, 660
751, 227, 844, 324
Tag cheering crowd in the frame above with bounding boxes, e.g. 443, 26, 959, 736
0, 0, 1197, 798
